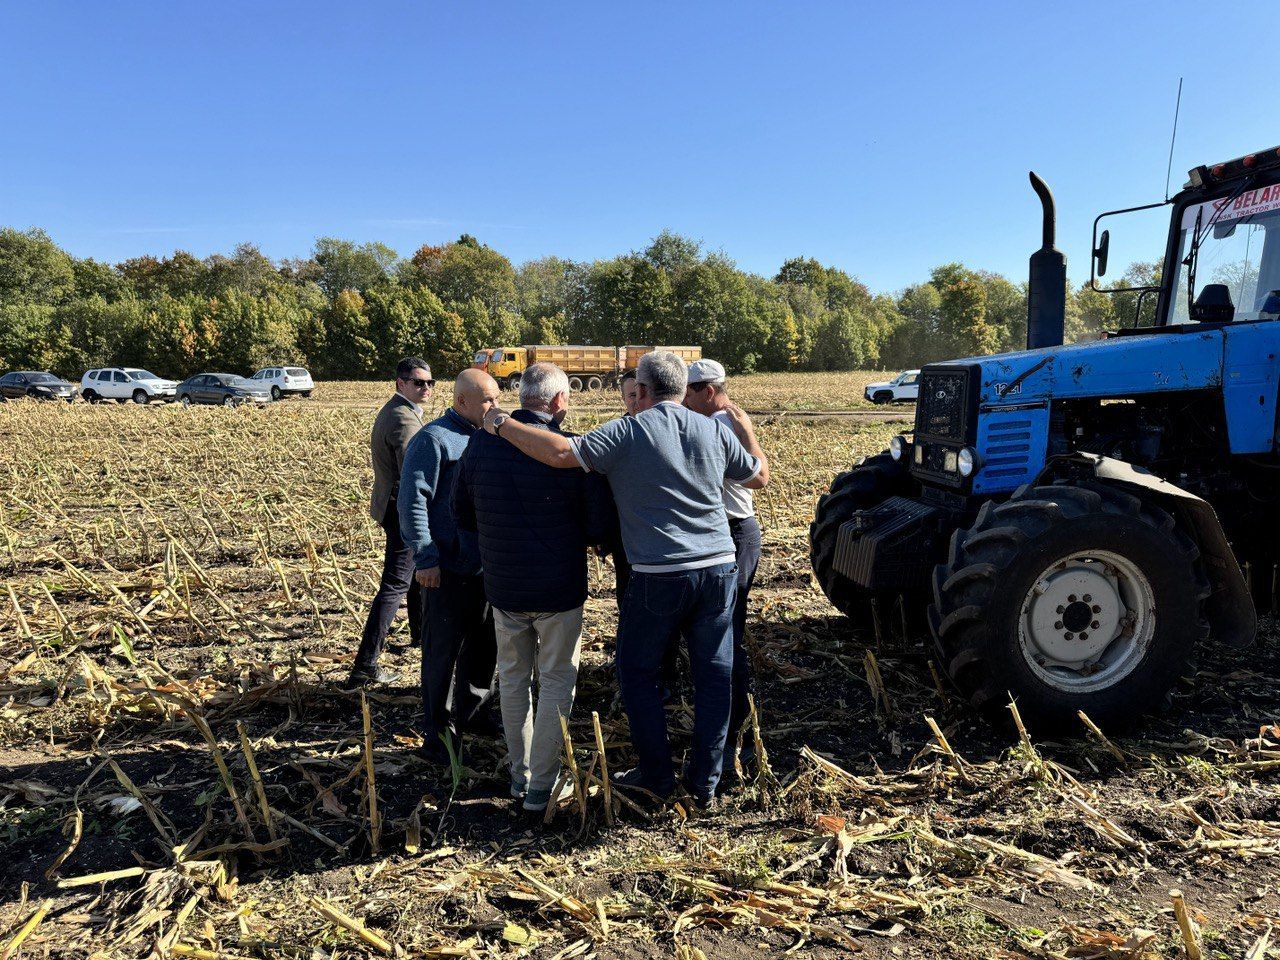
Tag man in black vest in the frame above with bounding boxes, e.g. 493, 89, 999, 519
452, 363, 612, 815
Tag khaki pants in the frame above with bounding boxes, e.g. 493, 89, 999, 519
493, 607, 584, 805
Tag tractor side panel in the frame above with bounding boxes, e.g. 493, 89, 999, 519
970, 330, 1224, 405
971, 405, 1050, 495
1221, 324, 1280, 454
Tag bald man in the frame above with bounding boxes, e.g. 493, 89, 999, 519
400, 370, 502, 767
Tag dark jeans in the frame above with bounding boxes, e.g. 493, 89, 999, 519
727, 516, 763, 753
420, 569, 497, 752
616, 562, 736, 800
354, 499, 422, 669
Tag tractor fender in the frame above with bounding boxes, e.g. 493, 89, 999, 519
1034, 452, 1256, 648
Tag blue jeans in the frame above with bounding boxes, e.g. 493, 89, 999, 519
616, 562, 736, 800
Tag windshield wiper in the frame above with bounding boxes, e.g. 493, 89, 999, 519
1185, 175, 1256, 318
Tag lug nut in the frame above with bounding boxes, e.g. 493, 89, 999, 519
1091, 604, 1101, 613
1056, 605, 1064, 614
1091, 620, 1100, 629
1083, 594, 1092, 602
1068, 594, 1077, 602
1064, 632, 1074, 640
1054, 621, 1063, 629
1079, 631, 1089, 641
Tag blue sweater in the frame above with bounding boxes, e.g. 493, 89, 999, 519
398, 408, 481, 575
453, 409, 613, 612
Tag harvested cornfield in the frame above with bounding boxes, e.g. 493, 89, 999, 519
1, 373, 1278, 959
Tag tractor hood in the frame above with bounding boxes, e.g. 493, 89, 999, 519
933, 328, 1226, 407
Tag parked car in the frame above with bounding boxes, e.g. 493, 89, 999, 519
248, 365, 314, 400
863, 369, 920, 404
176, 373, 273, 407
81, 368, 178, 404
0, 371, 78, 401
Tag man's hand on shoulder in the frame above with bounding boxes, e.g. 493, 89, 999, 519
482, 406, 508, 435
721, 401, 756, 441
415, 566, 441, 589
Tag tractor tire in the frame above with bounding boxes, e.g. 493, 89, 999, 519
929, 481, 1209, 732
809, 451, 914, 629
568, 376, 584, 392
132, 389, 149, 404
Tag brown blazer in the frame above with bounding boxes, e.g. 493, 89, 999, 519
369, 392, 423, 522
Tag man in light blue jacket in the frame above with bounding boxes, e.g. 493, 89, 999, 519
400, 369, 501, 766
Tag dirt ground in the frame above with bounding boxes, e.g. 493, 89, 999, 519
2, 375, 1278, 959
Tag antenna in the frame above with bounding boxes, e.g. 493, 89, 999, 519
1164, 77, 1184, 201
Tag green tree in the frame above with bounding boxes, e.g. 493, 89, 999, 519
412, 237, 517, 316
320, 289, 378, 377
314, 238, 401, 298
0, 228, 75, 306
932, 263, 997, 357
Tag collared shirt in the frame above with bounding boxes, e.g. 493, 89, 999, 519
569, 401, 760, 572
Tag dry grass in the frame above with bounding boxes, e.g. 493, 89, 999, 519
1, 375, 1279, 959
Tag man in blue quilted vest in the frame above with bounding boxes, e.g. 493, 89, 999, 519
452, 363, 613, 815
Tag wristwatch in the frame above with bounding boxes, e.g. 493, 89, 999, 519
491, 413, 510, 435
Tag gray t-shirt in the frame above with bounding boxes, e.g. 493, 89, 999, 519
570, 401, 760, 572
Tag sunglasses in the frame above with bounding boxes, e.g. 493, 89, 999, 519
402, 377, 435, 388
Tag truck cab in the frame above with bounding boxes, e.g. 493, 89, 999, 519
473, 348, 527, 389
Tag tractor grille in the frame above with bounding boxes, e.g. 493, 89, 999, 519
915, 367, 972, 442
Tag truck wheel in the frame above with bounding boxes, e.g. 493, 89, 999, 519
568, 376, 584, 392
505, 374, 521, 392
809, 452, 913, 628
930, 481, 1209, 731
587, 376, 604, 391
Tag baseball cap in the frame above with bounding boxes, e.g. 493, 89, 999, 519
686, 358, 726, 385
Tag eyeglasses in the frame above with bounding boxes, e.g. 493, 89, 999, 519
402, 377, 435, 389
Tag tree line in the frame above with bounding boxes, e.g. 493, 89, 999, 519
0, 227, 1159, 378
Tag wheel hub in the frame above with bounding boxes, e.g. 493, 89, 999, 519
1018, 550, 1155, 693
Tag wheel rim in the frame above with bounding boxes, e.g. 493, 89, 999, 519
272, 386, 280, 400
223, 396, 235, 406
1017, 549, 1156, 693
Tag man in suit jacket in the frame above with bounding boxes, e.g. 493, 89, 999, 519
348, 357, 433, 686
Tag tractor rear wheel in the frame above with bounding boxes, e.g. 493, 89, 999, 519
930, 481, 1208, 731
809, 452, 914, 629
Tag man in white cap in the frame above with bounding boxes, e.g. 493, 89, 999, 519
683, 358, 763, 787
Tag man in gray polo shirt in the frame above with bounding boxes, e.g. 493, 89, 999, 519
480, 351, 769, 805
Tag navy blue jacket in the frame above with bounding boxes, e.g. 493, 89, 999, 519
453, 409, 613, 612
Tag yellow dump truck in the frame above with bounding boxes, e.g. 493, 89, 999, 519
472, 344, 702, 391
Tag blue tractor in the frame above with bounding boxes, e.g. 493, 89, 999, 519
810, 147, 1280, 729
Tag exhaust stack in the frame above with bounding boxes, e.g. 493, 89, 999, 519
1026, 172, 1066, 350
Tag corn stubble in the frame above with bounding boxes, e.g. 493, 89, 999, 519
0, 379, 1277, 959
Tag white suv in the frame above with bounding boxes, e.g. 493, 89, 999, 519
81, 368, 179, 404
863, 369, 920, 404
248, 366, 314, 400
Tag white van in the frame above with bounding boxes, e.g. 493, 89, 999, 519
248, 366, 314, 400
81, 368, 178, 404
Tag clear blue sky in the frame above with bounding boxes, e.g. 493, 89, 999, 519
1, 1, 1273, 294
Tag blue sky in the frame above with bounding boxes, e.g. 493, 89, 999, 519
1, 1, 1273, 294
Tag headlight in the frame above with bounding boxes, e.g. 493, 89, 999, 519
958, 447, 978, 478
889, 435, 908, 461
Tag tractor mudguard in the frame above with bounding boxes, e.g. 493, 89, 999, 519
1035, 452, 1256, 647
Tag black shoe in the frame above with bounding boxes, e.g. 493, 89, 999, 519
465, 711, 503, 739
346, 665, 400, 687
610, 767, 671, 801
678, 780, 717, 814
